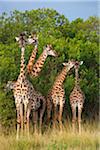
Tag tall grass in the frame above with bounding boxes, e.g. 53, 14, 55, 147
0, 122, 99, 150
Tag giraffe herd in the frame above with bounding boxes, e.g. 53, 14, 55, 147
6, 32, 85, 139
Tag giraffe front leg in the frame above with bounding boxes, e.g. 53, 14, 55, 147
16, 104, 20, 140
71, 105, 76, 133
78, 103, 82, 134
24, 103, 27, 135
20, 103, 24, 137
59, 103, 63, 131
53, 104, 57, 129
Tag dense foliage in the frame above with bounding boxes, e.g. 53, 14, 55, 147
0, 9, 99, 128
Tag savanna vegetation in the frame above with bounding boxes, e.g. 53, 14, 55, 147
0, 8, 99, 149
0, 123, 99, 150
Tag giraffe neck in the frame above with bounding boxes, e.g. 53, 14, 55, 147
75, 68, 79, 86
53, 67, 68, 88
18, 47, 26, 80
27, 45, 38, 73
31, 49, 48, 77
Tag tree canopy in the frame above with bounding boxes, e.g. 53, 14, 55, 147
0, 8, 99, 128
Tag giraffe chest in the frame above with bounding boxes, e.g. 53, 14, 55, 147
13, 82, 32, 104
50, 87, 65, 105
70, 88, 84, 105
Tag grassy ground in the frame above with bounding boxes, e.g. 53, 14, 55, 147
0, 122, 99, 150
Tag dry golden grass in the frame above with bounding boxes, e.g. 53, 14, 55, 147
0, 122, 99, 150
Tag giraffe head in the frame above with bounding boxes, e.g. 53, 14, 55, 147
27, 32, 38, 46
15, 32, 27, 48
74, 61, 83, 69
5, 81, 16, 91
62, 59, 76, 71
44, 44, 57, 57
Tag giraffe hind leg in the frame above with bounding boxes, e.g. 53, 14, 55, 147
33, 111, 38, 134
39, 100, 46, 134
47, 99, 52, 125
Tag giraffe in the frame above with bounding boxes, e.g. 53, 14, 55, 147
47, 60, 76, 129
11, 33, 41, 138
23, 33, 46, 133
27, 33, 38, 74
30, 90, 46, 133
6, 80, 46, 134
26, 37, 57, 131
69, 61, 85, 133
6, 33, 47, 135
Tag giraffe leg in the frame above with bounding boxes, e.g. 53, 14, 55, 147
78, 104, 82, 134
20, 103, 24, 136
59, 103, 63, 131
53, 104, 57, 128
16, 104, 20, 140
26, 107, 31, 138
71, 105, 76, 133
33, 111, 38, 134
39, 101, 46, 134
24, 103, 27, 135
47, 99, 52, 125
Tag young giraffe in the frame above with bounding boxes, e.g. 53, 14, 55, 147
47, 60, 76, 129
70, 61, 85, 133
12, 33, 41, 138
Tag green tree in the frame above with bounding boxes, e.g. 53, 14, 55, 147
0, 9, 99, 129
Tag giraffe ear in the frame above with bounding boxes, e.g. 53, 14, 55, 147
15, 37, 19, 41
62, 62, 67, 66
80, 61, 83, 65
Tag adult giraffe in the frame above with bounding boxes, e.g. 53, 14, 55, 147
26, 35, 57, 132
7, 33, 41, 138
47, 60, 76, 129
